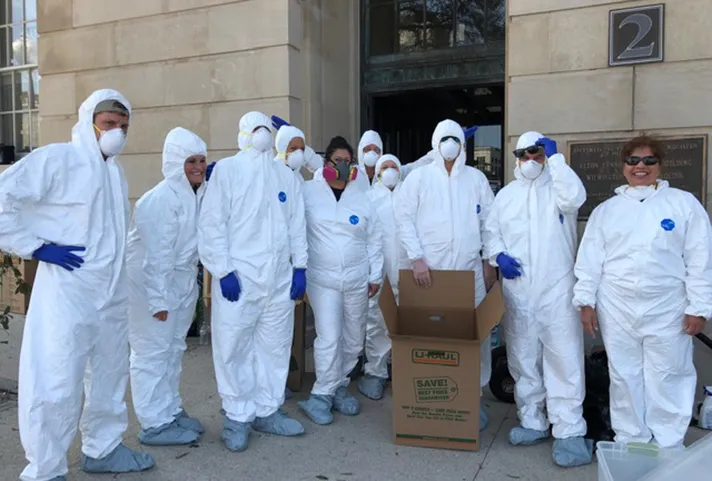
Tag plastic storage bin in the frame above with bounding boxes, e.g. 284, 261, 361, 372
596, 442, 674, 481
642, 432, 711, 480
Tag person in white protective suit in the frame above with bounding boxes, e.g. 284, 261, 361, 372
574, 135, 712, 450
273, 124, 318, 402
198, 111, 309, 452
394, 119, 496, 431
274, 125, 321, 184
358, 154, 409, 400
297, 136, 384, 425
0, 90, 155, 481
127, 127, 208, 446
483, 131, 592, 467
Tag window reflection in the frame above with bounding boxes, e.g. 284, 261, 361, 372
424, 0, 454, 49
367, 0, 505, 57
398, 1, 423, 52
0, 1, 39, 155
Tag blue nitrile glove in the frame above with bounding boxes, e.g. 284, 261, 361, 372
463, 126, 478, 140
220, 272, 241, 302
290, 268, 307, 300
32, 243, 86, 271
271, 115, 291, 131
496, 253, 522, 279
536, 137, 558, 158
206, 161, 217, 182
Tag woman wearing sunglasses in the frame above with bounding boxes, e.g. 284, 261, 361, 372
298, 136, 384, 426
574, 135, 712, 450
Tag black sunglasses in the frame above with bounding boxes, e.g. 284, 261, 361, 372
624, 156, 659, 166
513, 145, 544, 159
441, 136, 461, 144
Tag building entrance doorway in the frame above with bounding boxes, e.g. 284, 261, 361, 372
370, 84, 505, 190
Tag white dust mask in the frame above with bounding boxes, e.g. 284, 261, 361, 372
519, 159, 544, 179
439, 139, 460, 161
381, 168, 399, 189
252, 128, 273, 152
286, 149, 305, 171
363, 150, 380, 167
97, 128, 127, 158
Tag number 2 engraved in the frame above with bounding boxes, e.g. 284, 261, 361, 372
617, 13, 655, 60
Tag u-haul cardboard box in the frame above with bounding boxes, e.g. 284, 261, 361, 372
380, 269, 505, 452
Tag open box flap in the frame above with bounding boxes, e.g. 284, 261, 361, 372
380, 277, 399, 335
398, 269, 476, 309
475, 281, 504, 341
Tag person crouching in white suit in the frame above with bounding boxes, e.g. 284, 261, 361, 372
394, 119, 497, 431
358, 154, 409, 400
574, 135, 712, 450
0, 90, 155, 481
298, 136, 384, 425
127, 127, 208, 446
198, 111, 309, 452
484, 131, 592, 467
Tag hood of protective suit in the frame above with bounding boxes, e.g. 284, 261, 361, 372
358, 130, 383, 170
373, 154, 402, 188
72, 89, 132, 162
238, 111, 273, 152
513, 130, 550, 183
162, 127, 207, 186
274, 125, 305, 162
431, 119, 466, 173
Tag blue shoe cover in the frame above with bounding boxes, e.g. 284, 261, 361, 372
222, 416, 251, 452
138, 419, 200, 446
298, 394, 334, 425
285, 387, 294, 400
49, 477, 67, 481
508, 426, 549, 446
480, 408, 489, 432
358, 374, 387, 400
81, 443, 155, 473
176, 409, 204, 434
552, 436, 594, 467
333, 386, 360, 415
253, 409, 305, 436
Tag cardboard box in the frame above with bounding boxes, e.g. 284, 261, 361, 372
0, 257, 37, 315
380, 270, 505, 452
287, 300, 307, 392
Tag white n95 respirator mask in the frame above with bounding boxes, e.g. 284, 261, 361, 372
519, 159, 544, 179
251, 128, 273, 152
363, 150, 380, 167
439, 139, 460, 161
97, 128, 127, 158
286, 149, 305, 171
380, 168, 399, 188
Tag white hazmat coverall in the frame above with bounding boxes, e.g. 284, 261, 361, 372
363, 155, 409, 382
484, 131, 588, 440
127, 128, 207, 433
0, 90, 145, 481
356, 130, 383, 191
573, 180, 712, 449
395, 119, 495, 391
302, 176, 384, 397
198, 112, 308, 424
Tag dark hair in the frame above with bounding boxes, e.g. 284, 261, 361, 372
324, 136, 354, 162
621, 134, 666, 163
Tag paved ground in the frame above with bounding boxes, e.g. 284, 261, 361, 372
0, 339, 605, 481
